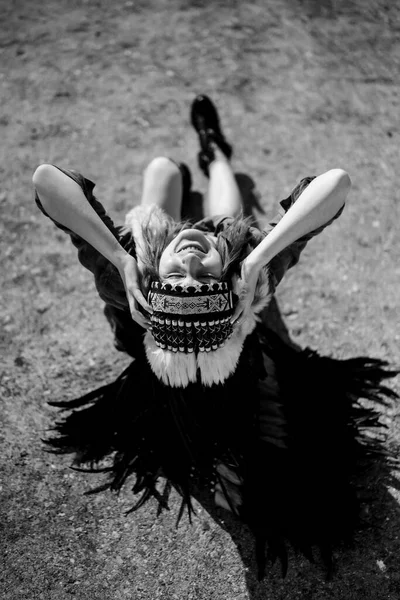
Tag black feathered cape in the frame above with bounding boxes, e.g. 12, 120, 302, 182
44, 316, 398, 580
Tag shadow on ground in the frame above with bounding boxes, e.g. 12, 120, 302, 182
178, 172, 400, 596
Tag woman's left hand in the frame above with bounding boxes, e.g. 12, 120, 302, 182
118, 253, 153, 329
231, 258, 261, 326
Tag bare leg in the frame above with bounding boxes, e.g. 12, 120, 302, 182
206, 147, 242, 218
140, 157, 182, 222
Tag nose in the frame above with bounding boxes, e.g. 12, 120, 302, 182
181, 253, 204, 278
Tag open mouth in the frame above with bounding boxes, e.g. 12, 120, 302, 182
176, 241, 207, 254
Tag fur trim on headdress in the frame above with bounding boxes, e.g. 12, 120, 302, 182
144, 316, 253, 387
124, 204, 172, 271
125, 205, 273, 387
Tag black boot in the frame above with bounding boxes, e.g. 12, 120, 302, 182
190, 95, 233, 177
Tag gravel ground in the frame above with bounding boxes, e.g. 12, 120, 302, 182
1, 1, 399, 598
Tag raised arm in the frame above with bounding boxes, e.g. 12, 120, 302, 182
232, 169, 351, 323
32, 164, 152, 327
247, 169, 350, 270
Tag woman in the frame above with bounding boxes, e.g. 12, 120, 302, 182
33, 95, 393, 578
33, 95, 348, 386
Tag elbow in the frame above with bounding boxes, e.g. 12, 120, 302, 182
329, 168, 352, 199
32, 163, 58, 191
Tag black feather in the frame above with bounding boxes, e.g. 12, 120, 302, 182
42, 327, 399, 580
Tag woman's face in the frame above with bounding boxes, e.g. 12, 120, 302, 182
158, 229, 223, 285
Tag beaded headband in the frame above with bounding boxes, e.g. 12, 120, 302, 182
148, 281, 234, 353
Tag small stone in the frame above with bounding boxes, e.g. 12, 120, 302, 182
376, 559, 386, 572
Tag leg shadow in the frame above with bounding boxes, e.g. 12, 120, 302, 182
235, 172, 266, 222
180, 171, 264, 225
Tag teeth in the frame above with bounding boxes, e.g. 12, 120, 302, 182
177, 244, 205, 253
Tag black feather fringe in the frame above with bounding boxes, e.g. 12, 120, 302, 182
43, 327, 399, 580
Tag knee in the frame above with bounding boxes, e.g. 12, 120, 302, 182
32, 163, 58, 189
144, 156, 180, 181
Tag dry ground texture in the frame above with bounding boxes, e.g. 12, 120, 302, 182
1, 0, 400, 598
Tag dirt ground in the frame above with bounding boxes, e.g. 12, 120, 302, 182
1, 0, 400, 598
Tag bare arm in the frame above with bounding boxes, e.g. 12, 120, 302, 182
32, 164, 152, 327
246, 169, 350, 270
232, 169, 351, 322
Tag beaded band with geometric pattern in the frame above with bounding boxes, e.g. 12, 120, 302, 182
148, 281, 234, 353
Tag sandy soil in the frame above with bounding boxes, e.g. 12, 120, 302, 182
1, 0, 400, 598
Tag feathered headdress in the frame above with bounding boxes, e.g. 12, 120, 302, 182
125, 205, 273, 387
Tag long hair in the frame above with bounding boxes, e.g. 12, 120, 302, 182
132, 206, 262, 297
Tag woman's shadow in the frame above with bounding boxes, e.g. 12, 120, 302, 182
179, 172, 400, 595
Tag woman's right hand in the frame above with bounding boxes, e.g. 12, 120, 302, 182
117, 253, 153, 329
231, 258, 261, 326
